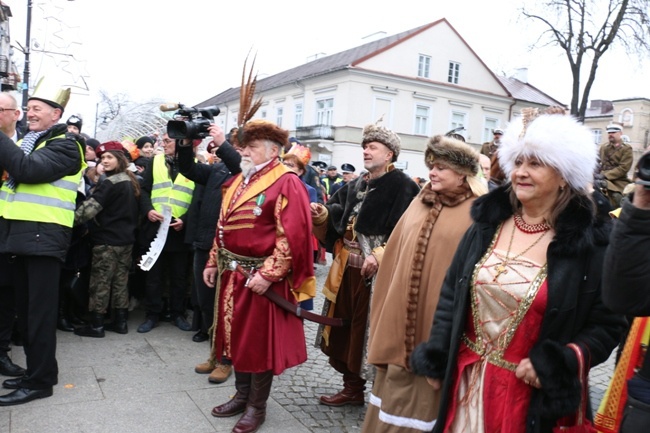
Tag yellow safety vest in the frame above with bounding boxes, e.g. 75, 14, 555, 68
150, 154, 195, 218
0, 134, 86, 227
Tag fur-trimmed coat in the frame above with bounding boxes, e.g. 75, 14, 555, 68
322, 168, 420, 252
410, 185, 626, 433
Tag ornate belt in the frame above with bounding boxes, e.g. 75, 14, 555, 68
217, 248, 266, 274
461, 334, 518, 372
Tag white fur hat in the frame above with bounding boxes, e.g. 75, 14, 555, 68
499, 111, 597, 193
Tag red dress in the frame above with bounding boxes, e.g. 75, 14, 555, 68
444, 238, 549, 433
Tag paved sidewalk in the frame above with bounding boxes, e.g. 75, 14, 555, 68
0, 261, 616, 433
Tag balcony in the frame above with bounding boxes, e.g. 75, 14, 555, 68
295, 124, 335, 141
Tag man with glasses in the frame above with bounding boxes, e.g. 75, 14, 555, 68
0, 92, 25, 381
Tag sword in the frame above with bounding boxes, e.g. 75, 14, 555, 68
228, 260, 347, 327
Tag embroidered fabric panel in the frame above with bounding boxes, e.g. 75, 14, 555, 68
259, 194, 291, 282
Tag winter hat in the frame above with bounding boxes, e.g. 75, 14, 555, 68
135, 135, 155, 149
425, 134, 487, 196
241, 119, 289, 149
66, 115, 82, 132
86, 138, 100, 150
361, 123, 401, 162
286, 144, 312, 167
499, 108, 596, 193
95, 141, 125, 159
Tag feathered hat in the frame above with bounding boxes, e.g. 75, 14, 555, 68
425, 134, 487, 196
361, 118, 401, 162
499, 107, 596, 192
231, 52, 264, 148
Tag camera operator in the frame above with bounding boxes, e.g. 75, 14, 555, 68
601, 151, 650, 432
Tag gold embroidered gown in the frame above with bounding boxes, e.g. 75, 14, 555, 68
445, 229, 549, 433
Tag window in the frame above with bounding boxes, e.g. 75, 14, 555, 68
295, 103, 303, 128
448, 61, 460, 84
276, 107, 283, 127
450, 111, 466, 137
316, 98, 334, 125
414, 105, 430, 135
483, 118, 499, 142
260, 109, 267, 119
418, 55, 431, 78
592, 129, 603, 145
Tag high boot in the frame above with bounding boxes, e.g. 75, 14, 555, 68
232, 371, 273, 433
319, 372, 366, 407
105, 308, 128, 334
211, 372, 251, 418
74, 312, 105, 338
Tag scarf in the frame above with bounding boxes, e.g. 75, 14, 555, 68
404, 183, 473, 365
4, 130, 48, 190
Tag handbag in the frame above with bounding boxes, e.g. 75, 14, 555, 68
553, 343, 597, 433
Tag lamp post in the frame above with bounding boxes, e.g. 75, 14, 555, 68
21, 0, 32, 112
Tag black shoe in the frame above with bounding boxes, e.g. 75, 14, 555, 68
0, 355, 25, 377
137, 318, 158, 333
57, 316, 75, 332
0, 387, 53, 406
192, 331, 209, 342
173, 316, 192, 331
3, 377, 22, 389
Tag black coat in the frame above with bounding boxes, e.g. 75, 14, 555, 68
410, 185, 626, 433
178, 141, 241, 250
602, 198, 650, 315
0, 125, 83, 262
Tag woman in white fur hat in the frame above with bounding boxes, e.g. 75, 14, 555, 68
410, 108, 625, 433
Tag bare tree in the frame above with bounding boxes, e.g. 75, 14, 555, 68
522, 0, 650, 121
97, 90, 131, 124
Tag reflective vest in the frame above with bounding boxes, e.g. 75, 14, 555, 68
0, 134, 86, 227
150, 154, 195, 218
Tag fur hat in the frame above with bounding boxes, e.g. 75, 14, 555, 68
361, 123, 401, 162
499, 109, 596, 193
425, 134, 487, 196
241, 119, 289, 149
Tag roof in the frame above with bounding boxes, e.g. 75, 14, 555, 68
196, 19, 452, 107
496, 76, 565, 107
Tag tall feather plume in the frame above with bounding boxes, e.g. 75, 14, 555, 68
237, 51, 263, 127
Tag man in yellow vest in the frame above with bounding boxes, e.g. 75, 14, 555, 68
0, 79, 85, 406
137, 131, 195, 333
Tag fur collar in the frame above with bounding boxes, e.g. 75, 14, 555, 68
471, 184, 611, 257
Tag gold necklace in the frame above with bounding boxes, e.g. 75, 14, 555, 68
493, 221, 549, 280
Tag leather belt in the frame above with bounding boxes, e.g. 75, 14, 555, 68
228, 260, 348, 327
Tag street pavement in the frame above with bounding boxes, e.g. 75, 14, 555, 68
0, 259, 616, 433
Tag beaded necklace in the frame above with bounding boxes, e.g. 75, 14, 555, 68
513, 214, 551, 234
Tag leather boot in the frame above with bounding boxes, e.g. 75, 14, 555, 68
232, 371, 273, 433
105, 309, 128, 334
319, 372, 366, 407
74, 312, 105, 338
57, 307, 75, 332
211, 372, 251, 418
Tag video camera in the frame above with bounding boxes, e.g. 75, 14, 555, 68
163, 103, 221, 140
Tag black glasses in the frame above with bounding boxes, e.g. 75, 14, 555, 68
0, 107, 17, 113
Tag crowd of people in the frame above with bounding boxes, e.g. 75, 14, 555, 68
0, 81, 648, 433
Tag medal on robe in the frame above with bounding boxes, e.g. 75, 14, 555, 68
253, 193, 265, 216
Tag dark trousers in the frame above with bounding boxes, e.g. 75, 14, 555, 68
192, 248, 215, 334
0, 254, 15, 354
12, 255, 60, 389
143, 251, 189, 319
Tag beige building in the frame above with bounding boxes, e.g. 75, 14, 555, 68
198, 19, 562, 178
584, 98, 650, 169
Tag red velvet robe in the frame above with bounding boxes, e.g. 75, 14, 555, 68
207, 160, 316, 375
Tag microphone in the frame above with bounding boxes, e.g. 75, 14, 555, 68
159, 103, 180, 112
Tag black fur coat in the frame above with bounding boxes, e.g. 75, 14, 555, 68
410, 185, 626, 433
323, 168, 420, 252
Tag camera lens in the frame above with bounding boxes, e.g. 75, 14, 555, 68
638, 153, 650, 182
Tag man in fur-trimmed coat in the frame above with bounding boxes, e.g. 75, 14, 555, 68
311, 123, 420, 407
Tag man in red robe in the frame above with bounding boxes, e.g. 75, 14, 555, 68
203, 119, 315, 433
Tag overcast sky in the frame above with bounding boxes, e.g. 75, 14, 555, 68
7, 0, 649, 135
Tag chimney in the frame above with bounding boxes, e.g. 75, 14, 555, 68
514, 68, 528, 83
